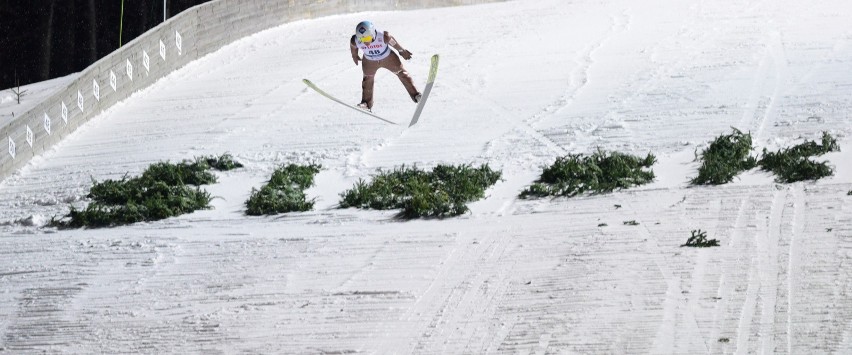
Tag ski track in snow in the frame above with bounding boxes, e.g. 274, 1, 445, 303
2, 0, 852, 353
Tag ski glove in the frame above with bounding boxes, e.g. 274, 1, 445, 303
399, 49, 413, 60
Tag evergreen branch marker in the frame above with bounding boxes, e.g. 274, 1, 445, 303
50, 154, 241, 228
681, 229, 720, 248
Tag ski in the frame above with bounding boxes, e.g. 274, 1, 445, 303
409, 54, 440, 127
302, 79, 399, 125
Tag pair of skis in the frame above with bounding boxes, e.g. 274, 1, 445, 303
303, 54, 439, 127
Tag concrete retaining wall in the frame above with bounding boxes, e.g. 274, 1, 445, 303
0, 0, 505, 183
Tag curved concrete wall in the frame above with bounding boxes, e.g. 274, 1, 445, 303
0, 0, 505, 183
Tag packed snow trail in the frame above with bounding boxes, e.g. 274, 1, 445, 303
2, 0, 852, 353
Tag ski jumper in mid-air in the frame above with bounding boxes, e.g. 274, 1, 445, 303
350, 21, 421, 111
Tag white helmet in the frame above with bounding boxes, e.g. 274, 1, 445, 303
355, 21, 376, 43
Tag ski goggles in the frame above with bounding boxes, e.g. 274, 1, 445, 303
359, 35, 374, 43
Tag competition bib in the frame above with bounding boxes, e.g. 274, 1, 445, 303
356, 30, 391, 61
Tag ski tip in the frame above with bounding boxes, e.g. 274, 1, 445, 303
427, 56, 439, 82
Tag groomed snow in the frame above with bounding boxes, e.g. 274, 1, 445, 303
2, 0, 852, 353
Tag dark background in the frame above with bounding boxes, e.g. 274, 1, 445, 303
0, 0, 214, 89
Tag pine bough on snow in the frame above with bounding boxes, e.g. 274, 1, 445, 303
691, 129, 839, 185
757, 132, 839, 183
50, 154, 242, 229
245, 164, 321, 216
520, 150, 656, 198
681, 229, 719, 248
339, 164, 501, 219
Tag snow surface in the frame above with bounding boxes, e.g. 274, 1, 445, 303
0, 74, 78, 127
2, 0, 852, 353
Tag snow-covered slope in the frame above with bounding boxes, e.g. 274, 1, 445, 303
0, 74, 78, 127
2, 0, 852, 353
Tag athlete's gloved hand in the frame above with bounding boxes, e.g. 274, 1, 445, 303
399, 49, 413, 60
352, 56, 360, 65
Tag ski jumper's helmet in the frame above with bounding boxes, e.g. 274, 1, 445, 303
355, 21, 376, 43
